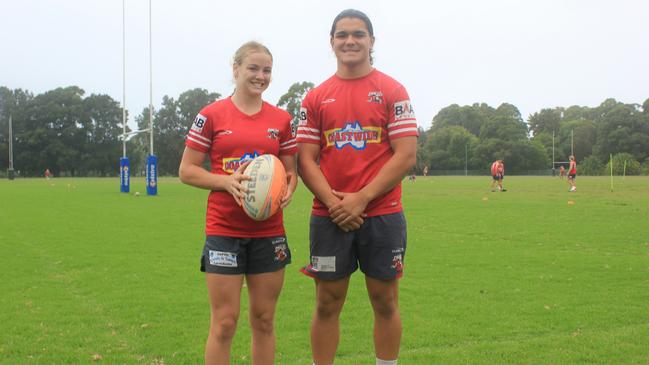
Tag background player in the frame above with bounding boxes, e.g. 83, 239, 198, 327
568, 155, 577, 192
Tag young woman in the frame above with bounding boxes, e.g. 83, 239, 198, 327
297, 9, 418, 365
179, 41, 297, 365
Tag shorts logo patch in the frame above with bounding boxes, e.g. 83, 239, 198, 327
311, 256, 335, 272
274, 244, 288, 262
208, 250, 238, 267
391, 253, 403, 272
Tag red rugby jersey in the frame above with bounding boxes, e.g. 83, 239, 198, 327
185, 97, 297, 237
297, 69, 419, 217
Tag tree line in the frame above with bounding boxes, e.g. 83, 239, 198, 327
418, 98, 649, 175
1, 84, 648, 177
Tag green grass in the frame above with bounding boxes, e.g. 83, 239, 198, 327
1, 176, 648, 364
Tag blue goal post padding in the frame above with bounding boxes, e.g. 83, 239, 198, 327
146, 155, 157, 196
120, 157, 130, 193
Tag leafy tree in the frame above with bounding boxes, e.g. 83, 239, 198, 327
607, 153, 641, 175
277, 81, 314, 136
641, 158, 649, 176
528, 108, 561, 137
134, 88, 220, 176
431, 104, 484, 136
556, 119, 597, 163
82, 94, 123, 175
593, 102, 649, 162
579, 155, 605, 176
471, 138, 548, 171
15, 86, 88, 176
420, 126, 478, 170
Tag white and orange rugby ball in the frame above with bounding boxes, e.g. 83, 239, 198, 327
242, 154, 287, 221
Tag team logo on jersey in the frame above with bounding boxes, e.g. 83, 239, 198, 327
321, 98, 336, 104
222, 151, 259, 173
324, 122, 381, 150
267, 128, 280, 140
394, 100, 415, 121
367, 91, 383, 104
191, 114, 207, 133
216, 130, 232, 136
298, 107, 307, 127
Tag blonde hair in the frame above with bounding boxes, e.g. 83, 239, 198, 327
233, 41, 273, 66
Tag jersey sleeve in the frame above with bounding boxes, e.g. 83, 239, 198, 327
185, 111, 213, 153
387, 86, 419, 140
296, 93, 321, 145
279, 112, 297, 156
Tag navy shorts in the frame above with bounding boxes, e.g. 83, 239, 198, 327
568, 174, 576, 179
492, 175, 503, 181
301, 212, 407, 281
200, 235, 291, 275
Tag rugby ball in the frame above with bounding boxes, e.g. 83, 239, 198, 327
241, 154, 287, 221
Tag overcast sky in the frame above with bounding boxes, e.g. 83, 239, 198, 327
2, 0, 647, 130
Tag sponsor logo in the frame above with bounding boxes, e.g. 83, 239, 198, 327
290, 118, 299, 138
209, 250, 238, 267
121, 166, 129, 184
394, 100, 415, 121
147, 161, 157, 187
298, 107, 307, 127
324, 121, 381, 150
267, 128, 280, 140
311, 256, 336, 272
367, 91, 383, 104
321, 98, 336, 104
222, 151, 259, 173
271, 237, 286, 244
191, 114, 207, 133
216, 130, 232, 136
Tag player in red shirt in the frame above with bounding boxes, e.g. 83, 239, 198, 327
568, 155, 577, 192
178, 41, 297, 365
490, 159, 505, 192
297, 9, 418, 365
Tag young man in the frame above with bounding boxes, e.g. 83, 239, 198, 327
296, 9, 418, 365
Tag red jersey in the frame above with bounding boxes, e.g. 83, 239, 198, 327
491, 162, 498, 176
297, 69, 419, 217
185, 97, 297, 237
569, 161, 577, 174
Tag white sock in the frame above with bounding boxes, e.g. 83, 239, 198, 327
376, 358, 397, 365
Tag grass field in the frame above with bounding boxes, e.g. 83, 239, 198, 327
1, 176, 648, 364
